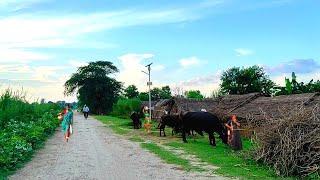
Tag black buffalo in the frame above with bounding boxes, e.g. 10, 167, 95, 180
130, 111, 143, 129
159, 114, 180, 137
179, 112, 228, 146
159, 114, 198, 137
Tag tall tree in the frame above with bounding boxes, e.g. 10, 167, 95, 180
220, 65, 275, 95
151, 87, 162, 101
160, 86, 172, 99
124, 85, 139, 99
138, 92, 149, 101
185, 90, 204, 99
64, 61, 122, 114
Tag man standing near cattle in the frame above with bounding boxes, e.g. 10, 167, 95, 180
225, 115, 242, 150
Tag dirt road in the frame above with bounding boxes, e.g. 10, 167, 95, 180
10, 113, 225, 180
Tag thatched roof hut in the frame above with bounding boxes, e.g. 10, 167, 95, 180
151, 92, 320, 125
229, 93, 320, 123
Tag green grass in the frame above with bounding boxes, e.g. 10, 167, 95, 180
141, 142, 193, 171
129, 136, 145, 142
166, 138, 291, 180
95, 115, 131, 135
94, 115, 294, 179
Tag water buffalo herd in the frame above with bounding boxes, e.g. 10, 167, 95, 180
159, 111, 228, 146
130, 108, 228, 146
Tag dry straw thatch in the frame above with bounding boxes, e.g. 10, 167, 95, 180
247, 105, 320, 177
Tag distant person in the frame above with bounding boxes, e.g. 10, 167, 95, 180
83, 105, 90, 119
225, 115, 242, 150
62, 104, 73, 142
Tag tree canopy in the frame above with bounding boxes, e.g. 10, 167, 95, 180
137, 86, 172, 101
64, 61, 122, 114
185, 90, 204, 99
124, 85, 139, 99
220, 65, 275, 95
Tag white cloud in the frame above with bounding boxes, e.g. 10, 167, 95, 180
153, 65, 165, 71
0, 64, 32, 73
31, 66, 66, 82
0, 48, 51, 63
0, 7, 209, 62
117, 53, 154, 90
69, 60, 88, 68
235, 48, 254, 56
179, 56, 201, 68
0, 64, 66, 83
175, 71, 222, 97
0, 0, 47, 12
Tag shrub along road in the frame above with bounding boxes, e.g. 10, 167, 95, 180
10, 112, 226, 180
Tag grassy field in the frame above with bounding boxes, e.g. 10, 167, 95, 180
95, 115, 293, 179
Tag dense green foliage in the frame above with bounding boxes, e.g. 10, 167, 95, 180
220, 66, 275, 95
0, 90, 60, 177
150, 86, 172, 100
111, 98, 142, 118
185, 90, 204, 99
138, 86, 172, 101
275, 72, 320, 95
64, 61, 122, 114
138, 92, 149, 101
124, 85, 139, 99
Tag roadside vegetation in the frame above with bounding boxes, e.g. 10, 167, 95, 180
95, 115, 286, 179
73, 61, 319, 179
0, 90, 60, 179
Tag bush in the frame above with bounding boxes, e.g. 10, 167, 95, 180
111, 98, 142, 118
247, 105, 320, 177
0, 90, 60, 176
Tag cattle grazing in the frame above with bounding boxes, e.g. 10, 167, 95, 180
159, 114, 199, 137
130, 111, 143, 129
159, 114, 180, 137
179, 112, 228, 146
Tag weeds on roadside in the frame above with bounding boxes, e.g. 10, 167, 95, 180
0, 89, 60, 177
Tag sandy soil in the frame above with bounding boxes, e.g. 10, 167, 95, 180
10, 112, 226, 180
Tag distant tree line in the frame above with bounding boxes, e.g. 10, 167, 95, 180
123, 85, 172, 101
64, 61, 319, 114
220, 65, 320, 96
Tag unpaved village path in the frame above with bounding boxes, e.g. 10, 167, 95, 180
10, 113, 226, 180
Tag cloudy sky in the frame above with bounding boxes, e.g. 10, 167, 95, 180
0, 0, 319, 102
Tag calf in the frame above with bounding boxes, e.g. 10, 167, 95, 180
180, 112, 228, 146
130, 112, 142, 129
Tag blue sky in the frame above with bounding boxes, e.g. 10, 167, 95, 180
0, 0, 319, 101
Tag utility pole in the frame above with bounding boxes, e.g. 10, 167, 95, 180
142, 63, 153, 121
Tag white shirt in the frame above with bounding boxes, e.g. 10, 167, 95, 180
83, 106, 89, 112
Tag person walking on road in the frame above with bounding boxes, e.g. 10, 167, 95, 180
62, 104, 74, 142
83, 105, 90, 119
